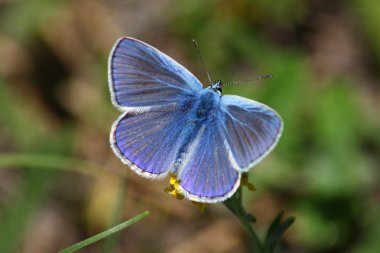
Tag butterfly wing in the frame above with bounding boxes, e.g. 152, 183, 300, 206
109, 37, 203, 112
109, 37, 204, 177
111, 108, 192, 178
220, 95, 283, 172
177, 122, 241, 203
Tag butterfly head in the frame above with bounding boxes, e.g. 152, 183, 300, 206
211, 80, 223, 94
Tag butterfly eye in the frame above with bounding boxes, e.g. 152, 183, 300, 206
211, 80, 223, 94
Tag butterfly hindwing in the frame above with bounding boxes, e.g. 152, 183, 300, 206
110, 108, 191, 178
109, 37, 203, 111
177, 120, 241, 203
220, 95, 283, 172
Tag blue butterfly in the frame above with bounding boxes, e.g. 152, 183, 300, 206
109, 37, 283, 203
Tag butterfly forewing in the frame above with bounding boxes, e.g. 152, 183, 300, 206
220, 95, 283, 172
109, 37, 203, 111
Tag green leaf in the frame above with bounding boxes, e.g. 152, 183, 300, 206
265, 211, 295, 252
58, 211, 150, 253
266, 211, 285, 240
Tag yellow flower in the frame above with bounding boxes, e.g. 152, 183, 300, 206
165, 173, 257, 211
164, 173, 209, 212
241, 173, 256, 191
164, 173, 184, 200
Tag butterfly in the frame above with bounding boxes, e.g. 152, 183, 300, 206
108, 37, 283, 203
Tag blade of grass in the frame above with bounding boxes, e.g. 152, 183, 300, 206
58, 211, 150, 253
101, 173, 129, 253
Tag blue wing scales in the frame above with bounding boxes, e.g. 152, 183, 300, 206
110, 109, 191, 178
109, 37, 203, 111
220, 95, 283, 172
177, 124, 241, 203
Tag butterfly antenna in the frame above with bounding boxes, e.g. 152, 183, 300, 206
192, 39, 213, 85
223, 74, 273, 87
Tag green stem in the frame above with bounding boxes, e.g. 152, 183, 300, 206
237, 212, 263, 253
223, 188, 264, 253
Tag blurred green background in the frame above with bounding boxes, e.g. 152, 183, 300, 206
1, 0, 380, 252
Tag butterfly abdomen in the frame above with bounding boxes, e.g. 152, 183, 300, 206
171, 89, 220, 174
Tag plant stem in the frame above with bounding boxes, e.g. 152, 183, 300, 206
223, 188, 264, 253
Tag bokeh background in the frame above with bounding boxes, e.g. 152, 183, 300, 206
1, 0, 380, 252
